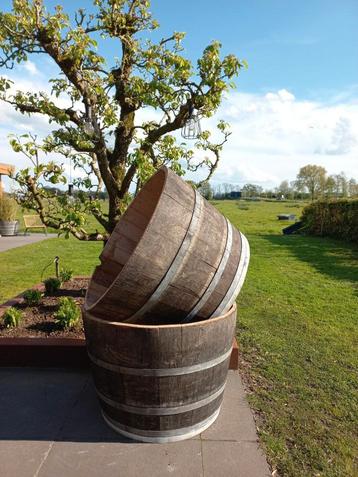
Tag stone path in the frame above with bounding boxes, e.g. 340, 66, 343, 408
0, 233, 56, 252
0, 368, 271, 477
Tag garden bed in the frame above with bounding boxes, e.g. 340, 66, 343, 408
0, 277, 239, 369
0, 277, 89, 339
0, 277, 88, 367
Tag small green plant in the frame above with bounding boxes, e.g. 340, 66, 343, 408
3, 307, 23, 328
54, 297, 81, 330
0, 195, 17, 221
59, 268, 73, 283
23, 289, 42, 306
44, 277, 61, 295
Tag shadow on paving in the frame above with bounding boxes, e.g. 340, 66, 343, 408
0, 368, 131, 443
262, 234, 358, 292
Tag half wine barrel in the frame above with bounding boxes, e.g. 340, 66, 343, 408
83, 304, 236, 443
84, 167, 249, 324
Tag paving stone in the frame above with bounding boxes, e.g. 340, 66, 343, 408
58, 378, 123, 442
38, 440, 203, 477
0, 368, 270, 477
201, 371, 258, 442
202, 440, 271, 477
0, 441, 53, 477
0, 234, 57, 253
0, 369, 88, 441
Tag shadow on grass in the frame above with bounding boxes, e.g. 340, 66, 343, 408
262, 234, 358, 291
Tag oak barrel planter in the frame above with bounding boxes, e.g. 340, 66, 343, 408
0, 220, 17, 236
84, 167, 249, 324
83, 304, 236, 443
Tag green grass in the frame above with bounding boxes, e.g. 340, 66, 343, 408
1, 198, 357, 476
15, 200, 108, 234
0, 237, 101, 302
215, 200, 358, 477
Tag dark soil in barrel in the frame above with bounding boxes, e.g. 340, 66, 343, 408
0, 278, 89, 339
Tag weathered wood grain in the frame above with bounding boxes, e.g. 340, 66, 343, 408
83, 304, 236, 442
85, 166, 249, 324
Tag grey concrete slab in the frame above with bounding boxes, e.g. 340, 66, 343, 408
0, 368, 88, 441
201, 370, 259, 442
0, 234, 57, 253
58, 378, 124, 442
38, 440, 204, 477
0, 369, 271, 477
0, 440, 54, 477
202, 441, 271, 477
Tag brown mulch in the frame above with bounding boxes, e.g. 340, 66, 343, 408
0, 278, 90, 339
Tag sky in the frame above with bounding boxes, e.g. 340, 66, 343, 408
1, 0, 357, 190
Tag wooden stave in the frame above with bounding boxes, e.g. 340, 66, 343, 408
85, 167, 248, 324
99, 393, 224, 438
184, 224, 244, 322
83, 304, 236, 369
102, 405, 222, 443
211, 232, 250, 317
85, 168, 195, 319
83, 305, 236, 442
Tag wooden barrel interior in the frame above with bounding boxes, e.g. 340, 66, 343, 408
84, 166, 250, 325
85, 168, 168, 309
84, 304, 236, 443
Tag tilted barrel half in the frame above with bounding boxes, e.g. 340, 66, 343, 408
83, 304, 236, 443
84, 166, 249, 324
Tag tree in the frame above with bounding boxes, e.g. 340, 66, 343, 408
335, 172, 348, 197
295, 165, 327, 201
0, 0, 246, 240
324, 175, 336, 198
348, 178, 358, 197
325, 172, 350, 198
241, 183, 263, 198
275, 180, 292, 199
263, 188, 274, 199
197, 181, 213, 200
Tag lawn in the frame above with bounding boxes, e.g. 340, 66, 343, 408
0, 237, 102, 303
1, 199, 357, 477
215, 200, 358, 477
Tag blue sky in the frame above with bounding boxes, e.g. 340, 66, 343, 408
152, 0, 358, 101
1, 0, 357, 189
21, 0, 357, 99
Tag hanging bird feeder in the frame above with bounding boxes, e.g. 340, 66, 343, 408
181, 104, 202, 140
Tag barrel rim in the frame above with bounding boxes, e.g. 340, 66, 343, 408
101, 407, 221, 443
83, 302, 236, 330
210, 231, 250, 317
84, 166, 170, 312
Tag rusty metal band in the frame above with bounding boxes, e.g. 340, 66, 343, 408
96, 382, 226, 416
182, 218, 233, 323
87, 345, 232, 377
126, 189, 204, 323
210, 232, 250, 317
102, 406, 221, 443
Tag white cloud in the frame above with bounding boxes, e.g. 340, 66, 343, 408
193, 89, 358, 188
1, 71, 358, 192
21, 61, 39, 76
325, 117, 357, 155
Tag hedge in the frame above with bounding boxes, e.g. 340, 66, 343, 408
300, 199, 358, 242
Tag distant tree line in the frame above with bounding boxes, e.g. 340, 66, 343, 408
197, 165, 358, 201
